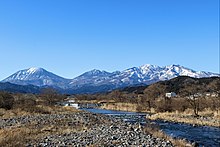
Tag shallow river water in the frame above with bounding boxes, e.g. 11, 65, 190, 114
81, 108, 220, 147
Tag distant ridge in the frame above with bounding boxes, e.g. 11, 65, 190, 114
120, 76, 220, 95
0, 82, 41, 93
2, 64, 219, 94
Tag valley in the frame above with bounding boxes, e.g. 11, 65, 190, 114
1, 0, 219, 146
0, 92, 183, 146
0, 71, 219, 146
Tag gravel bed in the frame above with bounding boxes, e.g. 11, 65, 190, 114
0, 112, 173, 146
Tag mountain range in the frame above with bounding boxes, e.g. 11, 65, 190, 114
121, 76, 220, 95
1, 64, 219, 94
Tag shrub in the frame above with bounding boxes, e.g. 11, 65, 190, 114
13, 94, 50, 114
0, 92, 14, 110
41, 88, 66, 105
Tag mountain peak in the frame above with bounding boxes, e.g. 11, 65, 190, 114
140, 64, 160, 69
2, 64, 219, 94
2, 67, 70, 88
165, 64, 181, 68
90, 69, 102, 73
80, 69, 111, 77
27, 67, 44, 74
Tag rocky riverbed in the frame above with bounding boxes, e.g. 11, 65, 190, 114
0, 111, 173, 146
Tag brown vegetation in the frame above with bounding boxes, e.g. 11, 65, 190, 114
0, 89, 69, 117
101, 102, 139, 112
1, 76, 219, 145
0, 116, 84, 146
144, 123, 192, 147
0, 92, 81, 146
149, 108, 220, 127
0, 92, 14, 110
75, 76, 220, 127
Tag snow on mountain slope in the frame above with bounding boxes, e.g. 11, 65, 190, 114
2, 65, 219, 92
2, 67, 71, 89
70, 64, 219, 89
70, 69, 114, 87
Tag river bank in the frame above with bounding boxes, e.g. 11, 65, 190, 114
100, 102, 140, 112
0, 107, 177, 146
83, 107, 220, 146
100, 102, 220, 127
149, 109, 220, 127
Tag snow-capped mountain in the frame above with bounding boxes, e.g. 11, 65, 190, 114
2, 67, 71, 89
2, 65, 219, 93
70, 64, 219, 90
70, 69, 114, 87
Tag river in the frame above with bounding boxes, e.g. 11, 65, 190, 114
81, 108, 220, 147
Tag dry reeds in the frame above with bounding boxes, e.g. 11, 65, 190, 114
148, 108, 220, 127
101, 103, 139, 112
0, 122, 85, 147
144, 123, 192, 147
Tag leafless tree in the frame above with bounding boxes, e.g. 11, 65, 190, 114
181, 84, 201, 116
41, 88, 65, 105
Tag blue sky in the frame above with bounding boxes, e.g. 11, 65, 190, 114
0, 0, 219, 80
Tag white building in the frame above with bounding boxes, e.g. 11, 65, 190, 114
165, 92, 176, 98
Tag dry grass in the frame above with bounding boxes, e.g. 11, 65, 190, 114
144, 124, 192, 147
0, 94, 84, 146
76, 99, 103, 104
149, 108, 220, 127
0, 122, 85, 146
101, 103, 140, 112
0, 127, 32, 146
36, 105, 80, 114
0, 108, 32, 118
100, 102, 157, 113
101, 102, 220, 127
0, 105, 83, 146
0, 105, 80, 119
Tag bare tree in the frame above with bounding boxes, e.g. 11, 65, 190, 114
40, 88, 65, 105
143, 83, 167, 112
143, 89, 155, 112
110, 90, 123, 102
181, 84, 201, 116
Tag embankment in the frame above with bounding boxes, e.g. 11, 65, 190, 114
100, 102, 141, 112
149, 109, 220, 127
100, 103, 220, 127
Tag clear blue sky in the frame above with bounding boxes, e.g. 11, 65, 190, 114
0, 0, 219, 80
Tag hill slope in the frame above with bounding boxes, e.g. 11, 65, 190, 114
121, 76, 220, 96
0, 82, 41, 93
